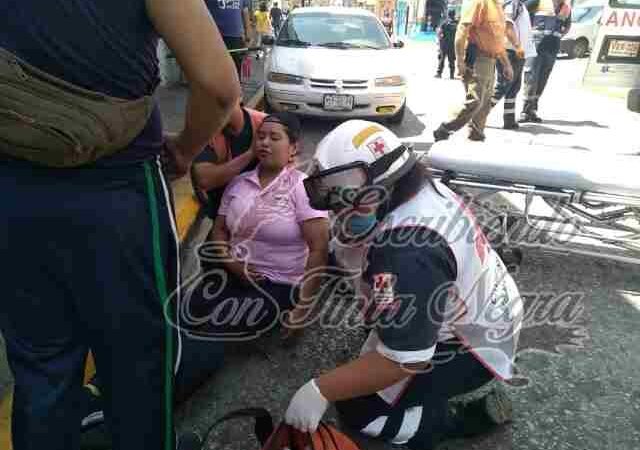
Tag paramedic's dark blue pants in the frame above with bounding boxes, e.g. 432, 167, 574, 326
0, 159, 179, 450
336, 340, 494, 449
522, 49, 558, 116
493, 50, 525, 124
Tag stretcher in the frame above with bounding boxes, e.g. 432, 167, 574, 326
425, 141, 640, 265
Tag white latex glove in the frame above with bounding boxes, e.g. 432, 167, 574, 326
284, 379, 329, 433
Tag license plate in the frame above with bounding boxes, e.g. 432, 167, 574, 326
323, 94, 354, 111
608, 40, 640, 58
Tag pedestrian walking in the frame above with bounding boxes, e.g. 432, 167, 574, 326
520, 0, 572, 123
433, 0, 514, 142
491, 0, 536, 129
270, 2, 284, 36
435, 10, 458, 79
206, 0, 254, 77
0, 1, 240, 450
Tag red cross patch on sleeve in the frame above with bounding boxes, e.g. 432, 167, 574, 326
372, 273, 398, 313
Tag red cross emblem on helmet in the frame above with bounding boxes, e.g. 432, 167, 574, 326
367, 137, 388, 157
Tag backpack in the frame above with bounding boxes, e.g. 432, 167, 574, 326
198, 408, 363, 450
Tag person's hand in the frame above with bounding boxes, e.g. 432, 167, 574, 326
161, 136, 191, 180
225, 260, 265, 284
515, 46, 525, 60
285, 380, 330, 433
502, 61, 514, 81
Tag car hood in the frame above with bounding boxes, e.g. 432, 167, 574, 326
269, 46, 405, 80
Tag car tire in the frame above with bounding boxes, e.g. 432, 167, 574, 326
570, 38, 589, 59
387, 102, 406, 124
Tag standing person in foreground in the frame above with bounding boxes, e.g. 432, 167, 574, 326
0, 0, 240, 449
433, 0, 514, 142
519, 0, 571, 123
491, 0, 536, 129
284, 121, 523, 449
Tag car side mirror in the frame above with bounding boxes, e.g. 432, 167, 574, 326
628, 89, 640, 113
262, 35, 275, 46
393, 40, 405, 49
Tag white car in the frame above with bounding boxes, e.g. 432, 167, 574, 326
263, 7, 408, 123
560, 1, 604, 59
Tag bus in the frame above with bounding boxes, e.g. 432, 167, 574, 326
582, 0, 640, 98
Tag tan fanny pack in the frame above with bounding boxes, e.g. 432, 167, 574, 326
0, 47, 153, 167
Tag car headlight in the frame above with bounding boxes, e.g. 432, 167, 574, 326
268, 72, 304, 85
375, 75, 406, 87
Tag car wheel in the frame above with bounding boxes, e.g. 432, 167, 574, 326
571, 39, 589, 59
387, 102, 406, 124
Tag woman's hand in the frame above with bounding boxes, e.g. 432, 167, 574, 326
281, 304, 311, 341
225, 260, 265, 284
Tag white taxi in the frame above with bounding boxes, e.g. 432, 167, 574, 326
263, 7, 408, 123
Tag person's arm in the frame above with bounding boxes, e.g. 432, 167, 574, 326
242, 1, 253, 44
211, 214, 263, 282
298, 218, 329, 305
193, 150, 256, 190
146, 0, 241, 176
455, 23, 471, 76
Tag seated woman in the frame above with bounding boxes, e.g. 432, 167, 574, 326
79, 112, 330, 434
189, 112, 330, 340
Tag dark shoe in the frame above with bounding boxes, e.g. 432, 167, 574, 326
450, 72, 455, 79
435, 73, 442, 78
519, 112, 542, 123
450, 385, 513, 438
433, 125, 450, 142
80, 384, 104, 431
503, 121, 520, 130
468, 132, 485, 142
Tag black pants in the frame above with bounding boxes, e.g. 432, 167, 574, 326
492, 50, 526, 124
437, 44, 456, 77
336, 340, 494, 449
522, 48, 558, 116
0, 158, 178, 450
223, 36, 245, 79
88, 270, 297, 405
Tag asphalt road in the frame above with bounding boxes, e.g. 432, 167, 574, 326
176, 43, 640, 449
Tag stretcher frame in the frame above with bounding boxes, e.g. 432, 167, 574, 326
428, 166, 640, 266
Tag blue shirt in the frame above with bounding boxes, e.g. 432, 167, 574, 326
206, 0, 249, 38
0, 0, 163, 165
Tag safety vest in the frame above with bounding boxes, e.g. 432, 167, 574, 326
532, 0, 571, 40
377, 181, 524, 381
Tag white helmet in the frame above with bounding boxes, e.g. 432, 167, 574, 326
313, 120, 413, 184
305, 120, 416, 210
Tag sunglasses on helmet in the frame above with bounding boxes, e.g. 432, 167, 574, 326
303, 145, 409, 211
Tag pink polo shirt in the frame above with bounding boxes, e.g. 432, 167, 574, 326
218, 166, 329, 285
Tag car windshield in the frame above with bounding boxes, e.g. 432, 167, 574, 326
609, 0, 640, 8
572, 6, 603, 22
277, 12, 391, 49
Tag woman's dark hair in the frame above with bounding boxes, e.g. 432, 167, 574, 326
262, 112, 301, 144
386, 159, 442, 213
260, 2, 268, 12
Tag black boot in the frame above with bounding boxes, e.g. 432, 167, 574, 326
435, 72, 442, 78
503, 117, 520, 129
449, 385, 513, 438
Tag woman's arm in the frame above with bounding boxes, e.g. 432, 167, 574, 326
146, 0, 241, 169
299, 218, 330, 306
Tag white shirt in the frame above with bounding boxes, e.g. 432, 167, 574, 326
505, 0, 537, 58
